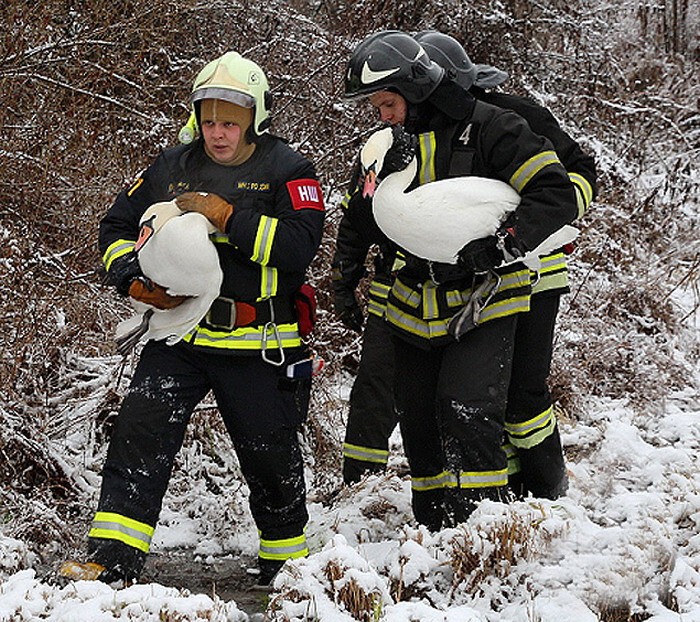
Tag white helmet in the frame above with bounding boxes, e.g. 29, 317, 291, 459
190, 51, 271, 136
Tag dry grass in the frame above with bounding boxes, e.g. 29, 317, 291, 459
448, 505, 557, 599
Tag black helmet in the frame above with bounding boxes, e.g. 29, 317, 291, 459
414, 31, 477, 91
344, 30, 444, 104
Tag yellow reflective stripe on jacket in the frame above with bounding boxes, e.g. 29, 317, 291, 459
386, 269, 530, 340
102, 239, 136, 270
422, 280, 440, 320
251, 215, 278, 266
369, 279, 391, 302
343, 442, 389, 465
259, 533, 308, 561
88, 511, 154, 553
186, 323, 301, 350
477, 294, 530, 323
569, 172, 594, 219
505, 405, 557, 449
418, 132, 437, 184
510, 151, 560, 192
367, 279, 391, 318
385, 304, 451, 340
532, 252, 569, 295
340, 190, 352, 210
259, 266, 278, 299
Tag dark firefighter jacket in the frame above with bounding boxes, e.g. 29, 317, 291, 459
333, 87, 596, 322
338, 81, 578, 348
100, 135, 325, 353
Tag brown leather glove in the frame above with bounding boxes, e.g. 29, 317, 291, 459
128, 278, 189, 310
176, 192, 234, 232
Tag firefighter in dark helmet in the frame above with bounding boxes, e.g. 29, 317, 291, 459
340, 30, 579, 529
335, 30, 596, 502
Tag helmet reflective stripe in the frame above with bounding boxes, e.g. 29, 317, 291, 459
191, 51, 270, 136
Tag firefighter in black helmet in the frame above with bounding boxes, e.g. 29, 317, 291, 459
335, 30, 597, 498
338, 30, 578, 529
415, 30, 597, 498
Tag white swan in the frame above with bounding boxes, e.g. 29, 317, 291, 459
361, 127, 578, 269
115, 200, 223, 354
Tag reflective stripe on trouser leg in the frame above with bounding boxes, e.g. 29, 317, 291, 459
90, 340, 208, 567
505, 405, 557, 449
208, 351, 310, 548
259, 532, 309, 561
89, 512, 154, 553
392, 336, 446, 529
507, 294, 566, 497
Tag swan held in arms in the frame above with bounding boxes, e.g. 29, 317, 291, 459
361, 126, 578, 269
115, 200, 223, 355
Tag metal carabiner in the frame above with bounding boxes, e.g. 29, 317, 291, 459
260, 299, 286, 367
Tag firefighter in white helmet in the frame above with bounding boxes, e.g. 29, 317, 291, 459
61, 51, 324, 587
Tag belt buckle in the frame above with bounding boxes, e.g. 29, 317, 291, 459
206, 297, 237, 330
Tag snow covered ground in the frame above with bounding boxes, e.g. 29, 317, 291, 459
1, 294, 698, 621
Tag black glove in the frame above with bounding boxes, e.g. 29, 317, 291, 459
107, 252, 143, 296
457, 226, 526, 273
380, 125, 417, 177
338, 301, 364, 332
457, 236, 503, 273
333, 285, 364, 333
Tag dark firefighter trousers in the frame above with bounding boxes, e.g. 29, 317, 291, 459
88, 339, 310, 577
342, 313, 397, 484
507, 293, 567, 498
393, 315, 517, 530
342, 294, 567, 501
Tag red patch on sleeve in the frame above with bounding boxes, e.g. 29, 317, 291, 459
286, 179, 324, 211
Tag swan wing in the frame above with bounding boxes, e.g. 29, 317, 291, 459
374, 175, 521, 264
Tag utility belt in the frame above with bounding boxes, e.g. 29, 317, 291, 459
403, 256, 470, 285
205, 296, 295, 331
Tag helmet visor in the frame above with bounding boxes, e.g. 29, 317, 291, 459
191, 87, 255, 109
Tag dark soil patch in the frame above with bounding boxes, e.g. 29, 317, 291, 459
141, 549, 271, 616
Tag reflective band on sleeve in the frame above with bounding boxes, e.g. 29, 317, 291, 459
88, 511, 154, 554
505, 406, 557, 449
102, 239, 136, 271
251, 215, 278, 265
569, 172, 594, 219
343, 442, 389, 465
510, 151, 561, 192
418, 132, 437, 184
259, 533, 309, 561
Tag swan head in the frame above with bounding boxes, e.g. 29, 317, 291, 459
135, 200, 191, 252
359, 127, 394, 198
